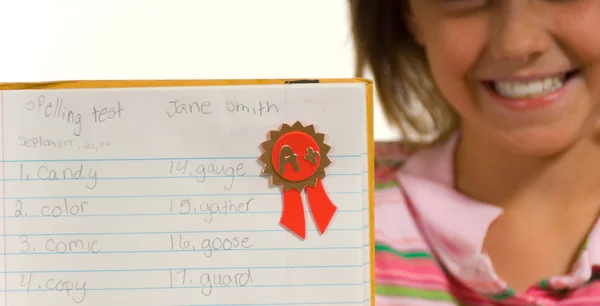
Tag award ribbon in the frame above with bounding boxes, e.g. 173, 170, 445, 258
259, 121, 337, 240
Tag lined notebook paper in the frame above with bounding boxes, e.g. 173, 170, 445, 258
0, 79, 374, 306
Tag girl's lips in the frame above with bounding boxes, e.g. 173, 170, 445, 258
483, 83, 567, 111
481, 70, 579, 112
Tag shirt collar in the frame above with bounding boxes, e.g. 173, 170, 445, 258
395, 132, 600, 291
586, 220, 600, 266
397, 133, 502, 259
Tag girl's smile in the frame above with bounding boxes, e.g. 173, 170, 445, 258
475, 68, 584, 126
481, 68, 580, 111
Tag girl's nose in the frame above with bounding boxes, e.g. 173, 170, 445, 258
489, 3, 550, 65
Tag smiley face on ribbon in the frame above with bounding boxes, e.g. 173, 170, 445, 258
259, 121, 337, 240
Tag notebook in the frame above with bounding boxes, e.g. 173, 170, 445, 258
0, 79, 375, 306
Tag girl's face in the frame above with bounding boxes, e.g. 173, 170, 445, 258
409, 0, 600, 157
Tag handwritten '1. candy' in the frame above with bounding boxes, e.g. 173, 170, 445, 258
259, 121, 337, 240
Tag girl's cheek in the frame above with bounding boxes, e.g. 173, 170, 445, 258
424, 23, 488, 109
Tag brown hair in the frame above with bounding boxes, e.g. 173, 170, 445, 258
349, 0, 458, 147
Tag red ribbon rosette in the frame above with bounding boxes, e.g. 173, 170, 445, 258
259, 121, 338, 240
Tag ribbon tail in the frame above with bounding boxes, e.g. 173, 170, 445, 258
280, 188, 306, 240
305, 179, 337, 235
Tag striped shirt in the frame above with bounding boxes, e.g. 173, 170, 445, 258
373, 133, 600, 306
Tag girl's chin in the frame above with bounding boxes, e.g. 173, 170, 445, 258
493, 127, 583, 158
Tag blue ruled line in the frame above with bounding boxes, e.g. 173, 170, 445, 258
6, 263, 368, 274
6, 282, 365, 293
5, 208, 368, 219
0, 153, 367, 163
0, 171, 367, 182
2, 189, 367, 200
5, 245, 369, 256
5, 227, 366, 237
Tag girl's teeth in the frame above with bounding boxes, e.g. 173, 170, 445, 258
493, 77, 564, 99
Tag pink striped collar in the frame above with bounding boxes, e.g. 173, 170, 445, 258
396, 133, 600, 293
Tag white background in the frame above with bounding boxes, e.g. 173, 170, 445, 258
0, 0, 399, 140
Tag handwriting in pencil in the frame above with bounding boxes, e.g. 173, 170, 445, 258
24, 95, 83, 137
23, 95, 125, 138
19, 163, 98, 190
169, 234, 253, 258
20, 273, 87, 303
168, 269, 253, 296
169, 198, 254, 223
15, 199, 92, 218
18, 136, 76, 149
18, 135, 112, 153
224, 100, 279, 116
18, 235, 100, 254
168, 160, 246, 190
166, 99, 280, 118
91, 101, 124, 123
166, 100, 212, 117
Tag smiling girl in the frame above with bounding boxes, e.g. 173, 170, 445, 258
351, 0, 600, 305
